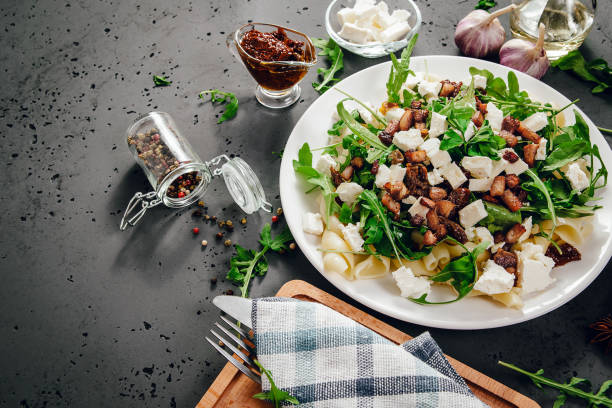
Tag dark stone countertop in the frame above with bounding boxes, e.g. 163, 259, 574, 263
1, 0, 611, 407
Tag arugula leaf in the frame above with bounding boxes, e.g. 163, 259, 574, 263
479, 201, 522, 233
312, 37, 344, 93
252, 360, 299, 407
153, 75, 172, 86
499, 361, 612, 407
525, 169, 557, 236
551, 50, 610, 94
466, 125, 506, 159
475, 0, 496, 10
336, 99, 388, 163
386, 34, 418, 103
411, 239, 488, 304
293, 143, 338, 221
542, 139, 589, 172
199, 89, 239, 123
226, 224, 293, 297
338, 203, 354, 224
359, 190, 403, 261
440, 129, 464, 151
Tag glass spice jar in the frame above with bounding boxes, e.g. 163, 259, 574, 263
120, 111, 271, 230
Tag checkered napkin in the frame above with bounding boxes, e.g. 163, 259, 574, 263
252, 298, 488, 408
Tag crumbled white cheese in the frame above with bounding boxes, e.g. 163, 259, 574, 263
499, 149, 528, 175
466, 226, 494, 249
439, 162, 468, 189
458, 199, 487, 228
408, 197, 430, 219
485, 103, 504, 132
428, 112, 448, 138
385, 107, 406, 122
374, 164, 391, 188
418, 81, 442, 99
464, 121, 476, 142
338, 22, 372, 45
518, 243, 555, 294
469, 177, 494, 192
337, 7, 357, 26
521, 112, 548, 132
491, 157, 509, 177
336, 182, 364, 205
402, 195, 417, 205
389, 164, 406, 183
315, 154, 338, 177
535, 139, 547, 161
337, 0, 411, 44
392, 266, 431, 298
566, 162, 590, 192
472, 74, 487, 90
461, 156, 493, 179
379, 21, 411, 43
302, 212, 324, 235
419, 137, 440, 158
393, 129, 424, 151
474, 259, 515, 295
518, 216, 532, 243
429, 149, 452, 168
341, 222, 364, 252
356, 102, 380, 127
427, 168, 443, 186
404, 71, 424, 90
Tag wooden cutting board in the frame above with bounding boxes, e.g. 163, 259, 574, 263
197, 280, 540, 408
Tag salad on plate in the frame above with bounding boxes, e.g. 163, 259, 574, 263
293, 36, 607, 308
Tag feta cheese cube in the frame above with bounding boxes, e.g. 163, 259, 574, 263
491, 157, 509, 177
521, 112, 548, 132
392, 266, 431, 298
376, 0, 389, 15
474, 259, 515, 295
336, 182, 364, 205
466, 226, 494, 249
374, 164, 391, 188
391, 9, 410, 22
408, 197, 430, 219
472, 74, 487, 90
379, 21, 411, 43
428, 112, 448, 138
404, 71, 424, 89
439, 162, 468, 189
315, 154, 338, 177
504, 157, 529, 176
341, 222, 364, 252
356, 102, 379, 126
464, 121, 476, 142
566, 162, 589, 192
518, 216, 532, 243
427, 168, 443, 186
402, 195, 417, 205
419, 137, 440, 158
485, 103, 504, 132
469, 177, 494, 192
536, 139, 547, 161
338, 22, 372, 44
393, 129, 424, 151
429, 149, 451, 168
337, 8, 357, 26
353, 4, 378, 23
385, 107, 406, 122
354, 0, 375, 9
458, 199, 487, 228
518, 243, 555, 294
417, 80, 442, 99
302, 212, 324, 235
389, 164, 406, 183
461, 156, 493, 179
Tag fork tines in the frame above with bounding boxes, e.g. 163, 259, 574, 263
205, 317, 261, 384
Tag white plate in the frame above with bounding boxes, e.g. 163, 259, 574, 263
279, 55, 612, 329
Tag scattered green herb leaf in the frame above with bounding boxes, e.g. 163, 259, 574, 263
475, 0, 497, 10
199, 89, 239, 124
252, 360, 299, 407
312, 37, 344, 93
153, 75, 172, 86
551, 50, 611, 94
386, 34, 418, 103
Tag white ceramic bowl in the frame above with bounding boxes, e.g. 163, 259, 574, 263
325, 0, 421, 58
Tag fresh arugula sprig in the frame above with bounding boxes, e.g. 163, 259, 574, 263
386, 34, 418, 103
412, 239, 489, 304
226, 224, 293, 298
552, 49, 611, 94
252, 360, 299, 407
199, 89, 239, 124
499, 361, 612, 407
359, 190, 404, 262
153, 75, 172, 86
293, 143, 339, 222
475, 0, 496, 10
312, 37, 344, 94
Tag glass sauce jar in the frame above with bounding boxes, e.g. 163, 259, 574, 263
120, 111, 271, 230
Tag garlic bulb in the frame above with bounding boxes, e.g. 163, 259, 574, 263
454, 5, 516, 58
500, 23, 550, 79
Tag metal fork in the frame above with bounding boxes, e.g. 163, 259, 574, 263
205, 315, 261, 384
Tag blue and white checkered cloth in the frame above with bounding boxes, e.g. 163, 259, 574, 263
252, 298, 488, 408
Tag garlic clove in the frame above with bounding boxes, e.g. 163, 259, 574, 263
500, 23, 550, 79
454, 5, 516, 58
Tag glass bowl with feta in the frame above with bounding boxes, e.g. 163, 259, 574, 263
325, 0, 421, 58
288, 39, 609, 313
